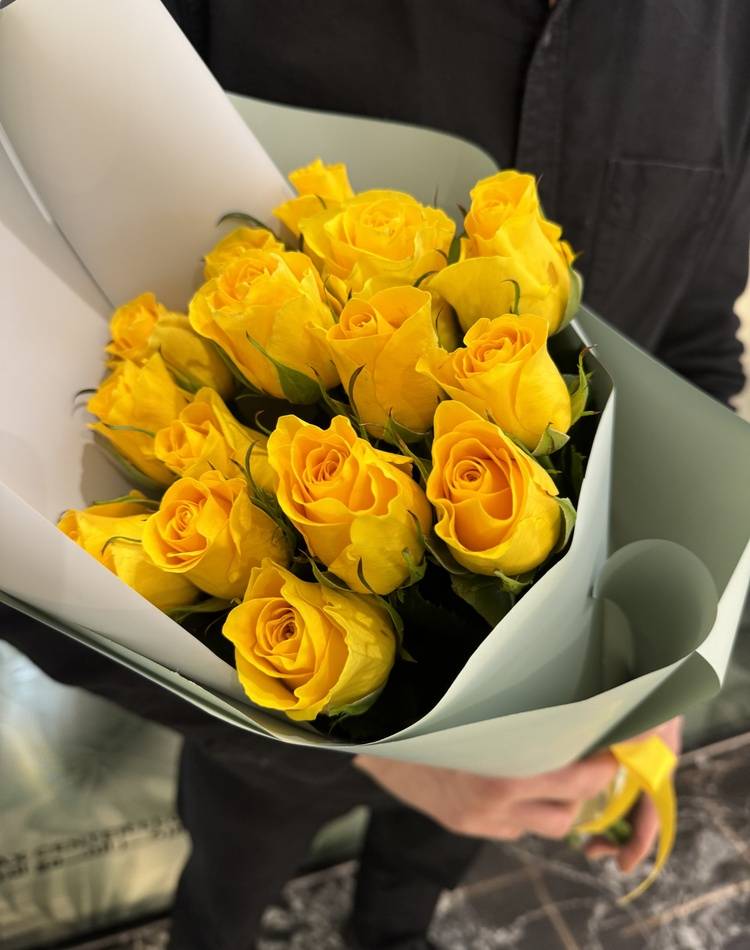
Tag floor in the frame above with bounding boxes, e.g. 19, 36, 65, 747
50, 730, 750, 950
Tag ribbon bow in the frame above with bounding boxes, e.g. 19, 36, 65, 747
575, 735, 677, 902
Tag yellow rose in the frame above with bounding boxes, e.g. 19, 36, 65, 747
106, 292, 234, 397
275, 158, 355, 237
142, 470, 291, 600
427, 401, 562, 576
428, 170, 577, 334
203, 226, 286, 279
327, 285, 442, 438
417, 313, 571, 450
154, 387, 275, 489
188, 249, 338, 402
267, 414, 431, 595
58, 496, 200, 612
278, 189, 455, 298
223, 560, 396, 721
88, 353, 190, 486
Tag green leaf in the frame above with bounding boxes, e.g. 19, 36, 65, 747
501, 278, 522, 315
565, 347, 593, 426
493, 570, 534, 595
216, 210, 273, 232
554, 497, 577, 553
92, 433, 165, 498
450, 573, 514, 626
557, 266, 583, 332
245, 333, 321, 404
168, 597, 233, 624
531, 425, 570, 457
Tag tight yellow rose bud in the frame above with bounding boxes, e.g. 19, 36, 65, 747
154, 388, 275, 490
268, 415, 431, 595
427, 401, 562, 576
327, 285, 442, 438
203, 226, 286, 279
188, 249, 337, 402
417, 313, 571, 450
279, 190, 455, 298
106, 292, 234, 397
88, 353, 190, 485
223, 560, 397, 721
275, 158, 355, 237
58, 497, 200, 612
142, 471, 291, 600
428, 170, 576, 334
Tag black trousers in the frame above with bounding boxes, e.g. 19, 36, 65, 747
1, 605, 481, 949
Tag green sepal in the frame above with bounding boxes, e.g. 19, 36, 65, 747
557, 266, 583, 333
457, 203, 468, 220
216, 210, 274, 232
312, 369, 356, 422
413, 270, 438, 289
307, 556, 354, 594
493, 569, 534, 595
565, 348, 594, 426
245, 333, 320, 404
92, 433, 165, 499
602, 817, 633, 845
383, 413, 433, 470
422, 530, 470, 576
100, 535, 142, 556
102, 422, 156, 438
355, 561, 412, 660
90, 493, 160, 509
501, 278, 522, 315
401, 548, 427, 587
531, 425, 570, 457
450, 573, 514, 627
211, 342, 264, 393
554, 497, 577, 553
327, 685, 385, 719
168, 597, 233, 625
447, 233, 462, 265
157, 352, 205, 395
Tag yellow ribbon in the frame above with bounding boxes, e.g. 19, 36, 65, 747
575, 735, 678, 903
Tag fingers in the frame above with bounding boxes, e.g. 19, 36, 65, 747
617, 794, 659, 873
584, 838, 619, 860
503, 751, 619, 804
508, 799, 580, 839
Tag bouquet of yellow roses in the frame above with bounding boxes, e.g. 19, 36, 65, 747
58, 159, 597, 740
2, 0, 749, 793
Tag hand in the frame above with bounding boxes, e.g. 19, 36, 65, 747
354, 749, 619, 842
584, 716, 683, 872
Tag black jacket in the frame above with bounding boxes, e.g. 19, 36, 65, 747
165, 0, 750, 405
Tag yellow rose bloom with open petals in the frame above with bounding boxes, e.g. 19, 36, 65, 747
142, 471, 290, 600
267, 414, 431, 595
58, 496, 200, 612
223, 560, 396, 721
280, 189, 455, 298
203, 226, 286, 279
154, 387, 275, 490
427, 170, 576, 334
327, 285, 442, 438
275, 158, 355, 237
106, 292, 233, 397
417, 313, 571, 450
427, 401, 562, 576
88, 353, 190, 486
188, 249, 337, 401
